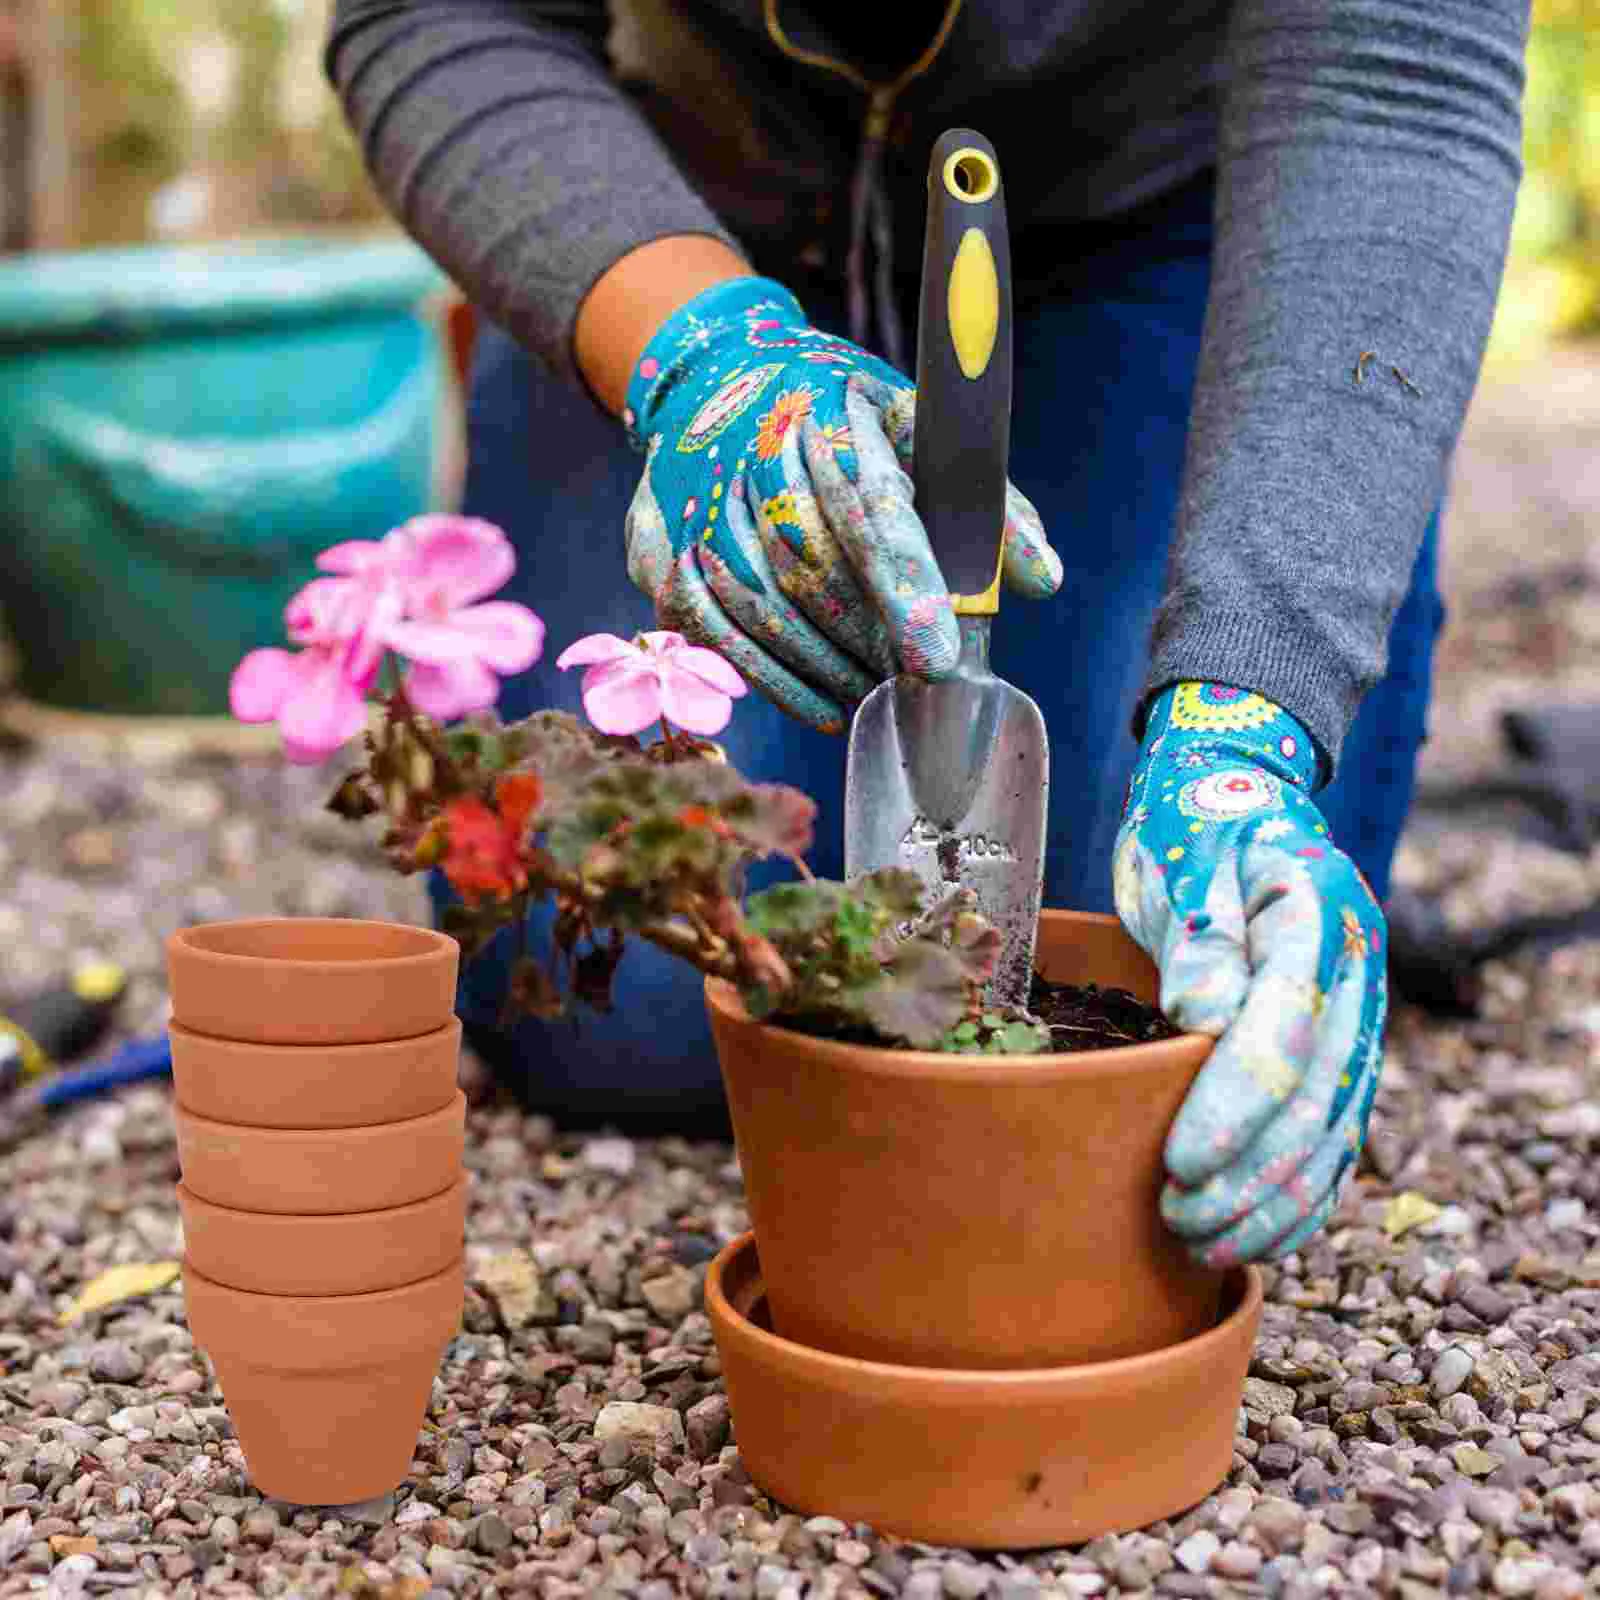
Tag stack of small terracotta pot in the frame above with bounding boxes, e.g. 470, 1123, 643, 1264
167, 917, 467, 1506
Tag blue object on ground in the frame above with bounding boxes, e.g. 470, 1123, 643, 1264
441, 169, 1444, 1131
18, 1036, 173, 1115
0, 236, 446, 716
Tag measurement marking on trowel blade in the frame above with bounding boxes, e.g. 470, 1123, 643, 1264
899, 816, 1018, 864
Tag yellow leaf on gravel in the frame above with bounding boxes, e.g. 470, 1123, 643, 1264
59, 1261, 182, 1325
1382, 1192, 1442, 1239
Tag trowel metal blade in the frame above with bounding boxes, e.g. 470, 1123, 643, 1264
844, 668, 1048, 1010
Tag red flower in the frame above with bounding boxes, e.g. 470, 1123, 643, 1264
678, 803, 732, 838
497, 772, 543, 841
442, 773, 542, 905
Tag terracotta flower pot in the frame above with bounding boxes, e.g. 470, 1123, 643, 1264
706, 1231, 1262, 1549
167, 917, 459, 1046
175, 1091, 466, 1215
183, 1257, 465, 1505
705, 909, 1222, 1370
168, 1017, 461, 1129
178, 1177, 467, 1297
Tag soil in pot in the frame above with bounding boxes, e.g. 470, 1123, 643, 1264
1027, 976, 1180, 1051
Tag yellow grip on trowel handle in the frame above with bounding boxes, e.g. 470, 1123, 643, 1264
911, 129, 1012, 619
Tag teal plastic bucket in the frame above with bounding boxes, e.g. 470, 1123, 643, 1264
0, 235, 447, 717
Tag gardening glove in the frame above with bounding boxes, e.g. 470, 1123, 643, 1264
1112, 682, 1388, 1268
621, 276, 1062, 735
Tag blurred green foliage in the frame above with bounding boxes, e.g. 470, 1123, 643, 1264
58, 0, 1600, 357
1488, 0, 1600, 361
69, 0, 387, 247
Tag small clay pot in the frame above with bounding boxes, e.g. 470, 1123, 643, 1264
706, 1231, 1262, 1548
178, 1177, 467, 1296
168, 1018, 461, 1129
183, 1257, 464, 1505
175, 1091, 466, 1215
167, 918, 459, 1046
705, 909, 1222, 1370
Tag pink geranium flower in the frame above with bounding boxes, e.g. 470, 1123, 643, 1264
228, 514, 544, 761
377, 517, 545, 720
556, 630, 746, 737
230, 643, 372, 765
229, 573, 391, 763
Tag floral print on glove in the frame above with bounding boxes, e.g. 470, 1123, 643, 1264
621, 277, 1062, 734
1112, 682, 1388, 1267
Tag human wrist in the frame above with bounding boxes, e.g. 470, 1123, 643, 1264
621, 275, 808, 450
1143, 681, 1320, 793
573, 235, 755, 421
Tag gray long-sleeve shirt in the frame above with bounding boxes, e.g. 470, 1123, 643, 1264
326, 0, 1529, 779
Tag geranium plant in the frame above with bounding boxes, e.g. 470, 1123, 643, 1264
231, 515, 1048, 1054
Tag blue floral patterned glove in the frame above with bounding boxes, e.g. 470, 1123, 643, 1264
1112, 682, 1388, 1267
621, 277, 1062, 734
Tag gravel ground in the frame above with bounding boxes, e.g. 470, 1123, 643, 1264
2, 355, 1599, 1598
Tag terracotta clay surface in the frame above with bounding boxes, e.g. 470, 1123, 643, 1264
177, 1177, 467, 1297
705, 909, 1223, 1369
183, 1257, 464, 1505
175, 1091, 466, 1215
169, 1018, 461, 1129
167, 918, 459, 1046
706, 1230, 1262, 1548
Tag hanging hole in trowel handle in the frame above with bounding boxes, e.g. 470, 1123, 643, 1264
944, 148, 998, 204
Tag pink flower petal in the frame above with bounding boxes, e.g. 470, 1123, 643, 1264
406, 516, 516, 609
581, 657, 663, 736
275, 648, 369, 759
344, 579, 407, 683
403, 657, 500, 721
383, 602, 543, 672
285, 576, 352, 644
315, 539, 388, 575
658, 661, 734, 736
637, 629, 687, 654
555, 633, 639, 670
229, 648, 296, 722
670, 643, 747, 699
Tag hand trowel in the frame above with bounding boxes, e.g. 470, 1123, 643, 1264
844, 129, 1048, 1010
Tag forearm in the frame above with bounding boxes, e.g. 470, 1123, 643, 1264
1143, 0, 1529, 779
325, 0, 747, 390
574, 236, 752, 417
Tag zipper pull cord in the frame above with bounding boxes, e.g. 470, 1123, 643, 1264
763, 0, 965, 367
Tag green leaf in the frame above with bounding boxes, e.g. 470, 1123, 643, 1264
859, 940, 968, 1047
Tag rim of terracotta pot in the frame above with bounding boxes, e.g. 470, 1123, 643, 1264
704, 909, 1209, 1083
182, 1255, 465, 1372
177, 1177, 467, 1297
169, 917, 454, 975
168, 1016, 461, 1128
177, 1175, 468, 1231
176, 1087, 465, 1143
175, 1090, 466, 1214
709, 1230, 1259, 1384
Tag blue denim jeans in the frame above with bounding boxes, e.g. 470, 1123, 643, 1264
440, 173, 1443, 1131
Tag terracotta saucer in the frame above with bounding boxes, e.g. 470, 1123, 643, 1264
705, 1230, 1262, 1550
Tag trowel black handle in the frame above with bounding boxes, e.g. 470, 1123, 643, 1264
912, 128, 1012, 611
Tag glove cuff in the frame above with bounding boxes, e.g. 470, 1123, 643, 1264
622, 276, 807, 452
1142, 681, 1320, 791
